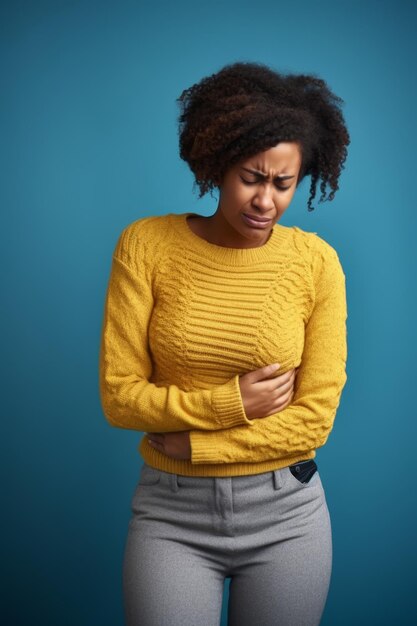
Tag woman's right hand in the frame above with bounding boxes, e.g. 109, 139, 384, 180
239, 364, 297, 420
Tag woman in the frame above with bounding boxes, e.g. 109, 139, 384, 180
99, 61, 349, 626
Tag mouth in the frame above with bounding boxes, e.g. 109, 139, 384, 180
242, 213, 273, 228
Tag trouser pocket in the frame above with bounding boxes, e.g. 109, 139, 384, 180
288, 459, 318, 484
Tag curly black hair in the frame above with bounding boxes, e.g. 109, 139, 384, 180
177, 61, 350, 211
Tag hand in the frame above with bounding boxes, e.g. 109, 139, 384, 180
239, 364, 298, 420
146, 431, 192, 460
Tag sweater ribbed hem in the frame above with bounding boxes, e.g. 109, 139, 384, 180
138, 437, 316, 477
212, 374, 253, 429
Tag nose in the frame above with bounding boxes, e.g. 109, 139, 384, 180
252, 184, 275, 211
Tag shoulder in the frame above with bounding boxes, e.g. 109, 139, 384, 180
290, 225, 344, 277
114, 213, 171, 252
112, 213, 173, 272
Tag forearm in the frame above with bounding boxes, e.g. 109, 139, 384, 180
100, 371, 252, 433
189, 370, 347, 464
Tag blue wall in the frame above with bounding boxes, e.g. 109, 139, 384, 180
2, 1, 416, 624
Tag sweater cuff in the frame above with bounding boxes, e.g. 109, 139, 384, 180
211, 374, 252, 429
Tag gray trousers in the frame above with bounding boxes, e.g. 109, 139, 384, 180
123, 461, 332, 626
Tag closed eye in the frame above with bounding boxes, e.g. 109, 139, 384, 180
240, 176, 291, 191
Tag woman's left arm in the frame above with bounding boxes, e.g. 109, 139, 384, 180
186, 238, 348, 464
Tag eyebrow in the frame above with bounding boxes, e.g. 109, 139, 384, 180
241, 167, 295, 181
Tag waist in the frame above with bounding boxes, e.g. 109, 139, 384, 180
139, 437, 316, 477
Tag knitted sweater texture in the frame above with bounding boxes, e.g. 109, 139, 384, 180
99, 212, 348, 477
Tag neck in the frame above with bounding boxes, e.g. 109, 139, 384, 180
204, 208, 273, 249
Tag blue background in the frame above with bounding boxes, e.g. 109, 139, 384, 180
2, 0, 416, 624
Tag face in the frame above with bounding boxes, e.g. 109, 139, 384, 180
213, 141, 302, 248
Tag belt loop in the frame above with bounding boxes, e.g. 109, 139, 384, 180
168, 472, 179, 492
273, 469, 283, 490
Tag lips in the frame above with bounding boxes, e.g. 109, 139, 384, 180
243, 214, 272, 223
242, 213, 273, 229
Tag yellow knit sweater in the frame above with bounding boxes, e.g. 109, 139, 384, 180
99, 211, 348, 477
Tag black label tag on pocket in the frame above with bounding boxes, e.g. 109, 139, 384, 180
289, 460, 318, 483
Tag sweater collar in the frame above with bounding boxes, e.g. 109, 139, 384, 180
170, 212, 291, 266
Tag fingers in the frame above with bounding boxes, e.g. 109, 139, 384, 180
146, 432, 165, 443
270, 368, 295, 391
246, 363, 281, 383
266, 369, 296, 413
267, 388, 295, 415
239, 365, 298, 420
